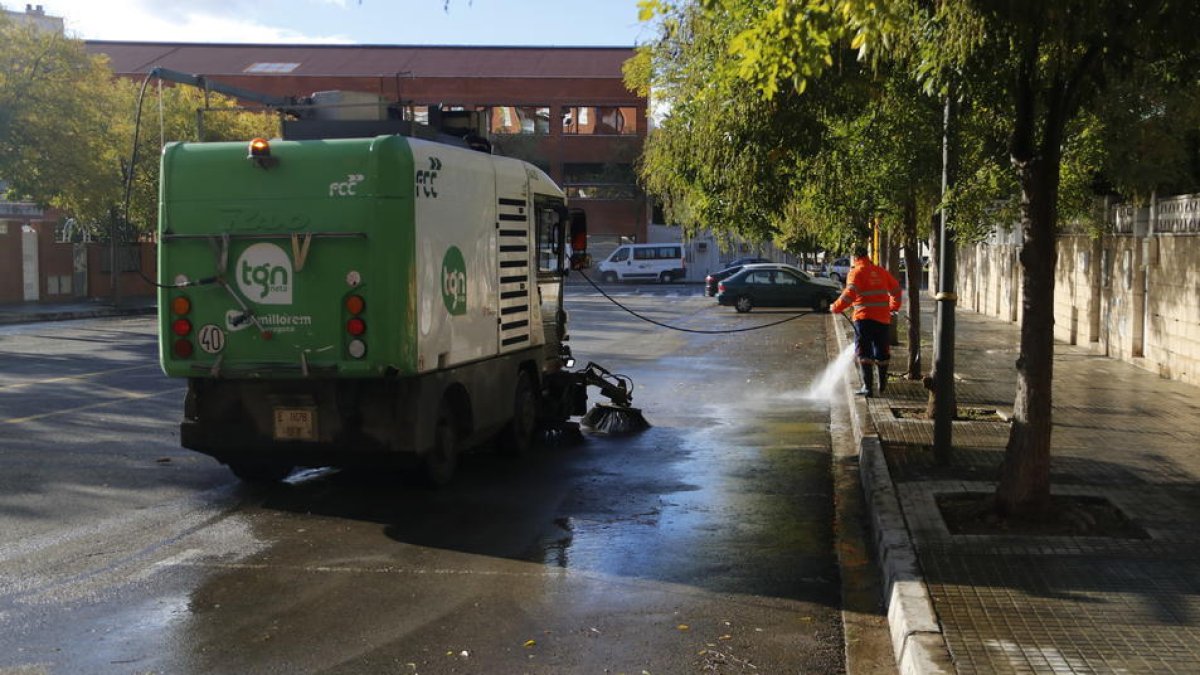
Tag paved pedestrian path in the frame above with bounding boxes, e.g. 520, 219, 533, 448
839, 305, 1200, 673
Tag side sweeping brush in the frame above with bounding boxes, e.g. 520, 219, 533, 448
581, 403, 650, 434
575, 362, 651, 434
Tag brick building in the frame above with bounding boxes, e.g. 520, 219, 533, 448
84, 41, 650, 242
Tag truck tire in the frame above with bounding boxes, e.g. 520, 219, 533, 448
812, 296, 831, 313
735, 296, 753, 313
601, 271, 618, 284
227, 460, 293, 484
829, 272, 842, 283
422, 403, 459, 487
499, 371, 538, 457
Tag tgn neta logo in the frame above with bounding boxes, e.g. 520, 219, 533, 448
441, 246, 467, 315
236, 243, 294, 304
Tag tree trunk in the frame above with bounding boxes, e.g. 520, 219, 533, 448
997, 76, 1063, 517
902, 198, 922, 380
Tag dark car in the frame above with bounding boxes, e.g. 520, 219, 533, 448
704, 264, 749, 297
704, 258, 774, 296
716, 264, 842, 313
728, 256, 771, 267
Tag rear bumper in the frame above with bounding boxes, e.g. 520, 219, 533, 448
180, 419, 414, 469
180, 377, 427, 468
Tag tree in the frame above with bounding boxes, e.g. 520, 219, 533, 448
649, 0, 1200, 518
631, 1, 943, 378
121, 81, 278, 232
934, 2, 1200, 517
0, 15, 127, 227
0, 17, 277, 236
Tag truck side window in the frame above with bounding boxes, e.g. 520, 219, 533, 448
536, 206, 561, 274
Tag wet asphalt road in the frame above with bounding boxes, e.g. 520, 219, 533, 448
0, 284, 845, 674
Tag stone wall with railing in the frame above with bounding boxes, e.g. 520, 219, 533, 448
956, 194, 1200, 386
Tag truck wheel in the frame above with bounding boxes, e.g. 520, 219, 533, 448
735, 296, 753, 313
422, 404, 458, 487
812, 296, 831, 313
658, 271, 674, 283
227, 460, 293, 484
499, 371, 538, 457
601, 271, 618, 284
830, 272, 842, 283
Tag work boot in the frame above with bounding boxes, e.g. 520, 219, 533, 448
856, 364, 874, 397
877, 364, 889, 394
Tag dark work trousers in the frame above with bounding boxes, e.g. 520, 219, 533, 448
853, 318, 891, 364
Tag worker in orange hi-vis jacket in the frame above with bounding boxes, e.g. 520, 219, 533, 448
830, 246, 903, 397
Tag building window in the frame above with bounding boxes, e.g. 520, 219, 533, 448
244, 62, 300, 73
489, 106, 550, 134
566, 186, 638, 200
562, 106, 640, 135
563, 163, 636, 184
562, 163, 638, 201
403, 105, 430, 125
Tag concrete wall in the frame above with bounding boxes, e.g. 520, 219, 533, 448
957, 199, 1200, 386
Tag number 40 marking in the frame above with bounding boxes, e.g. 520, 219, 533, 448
198, 324, 226, 354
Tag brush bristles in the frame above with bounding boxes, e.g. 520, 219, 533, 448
581, 404, 650, 434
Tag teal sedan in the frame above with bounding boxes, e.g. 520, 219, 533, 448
716, 264, 842, 313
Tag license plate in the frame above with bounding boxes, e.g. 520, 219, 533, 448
273, 407, 317, 441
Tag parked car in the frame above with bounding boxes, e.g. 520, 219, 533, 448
824, 257, 851, 283
716, 263, 842, 313
596, 243, 686, 283
727, 256, 771, 267
704, 264, 750, 297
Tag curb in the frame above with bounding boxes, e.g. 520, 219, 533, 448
0, 306, 156, 326
832, 314, 955, 675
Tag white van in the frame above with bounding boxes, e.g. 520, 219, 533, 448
597, 243, 686, 283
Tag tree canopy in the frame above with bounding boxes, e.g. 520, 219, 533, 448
0, 16, 125, 227
0, 17, 277, 237
635, 0, 1200, 517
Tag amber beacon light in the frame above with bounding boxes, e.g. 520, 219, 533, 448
247, 137, 278, 168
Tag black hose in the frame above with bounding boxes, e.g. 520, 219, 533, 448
122, 72, 219, 291
573, 269, 820, 335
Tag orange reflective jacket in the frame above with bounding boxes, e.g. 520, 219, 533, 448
830, 259, 903, 322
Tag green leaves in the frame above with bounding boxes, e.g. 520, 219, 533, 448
0, 16, 277, 235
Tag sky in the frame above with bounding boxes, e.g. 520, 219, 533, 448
14, 0, 651, 46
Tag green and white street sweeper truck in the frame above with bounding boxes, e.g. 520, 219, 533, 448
156, 130, 637, 485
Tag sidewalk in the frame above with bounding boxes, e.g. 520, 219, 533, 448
837, 304, 1200, 674
0, 297, 156, 325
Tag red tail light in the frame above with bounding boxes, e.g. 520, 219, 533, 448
344, 294, 367, 359
717, 282, 726, 293
172, 338, 194, 358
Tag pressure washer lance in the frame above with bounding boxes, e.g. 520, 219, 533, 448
576, 362, 651, 434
